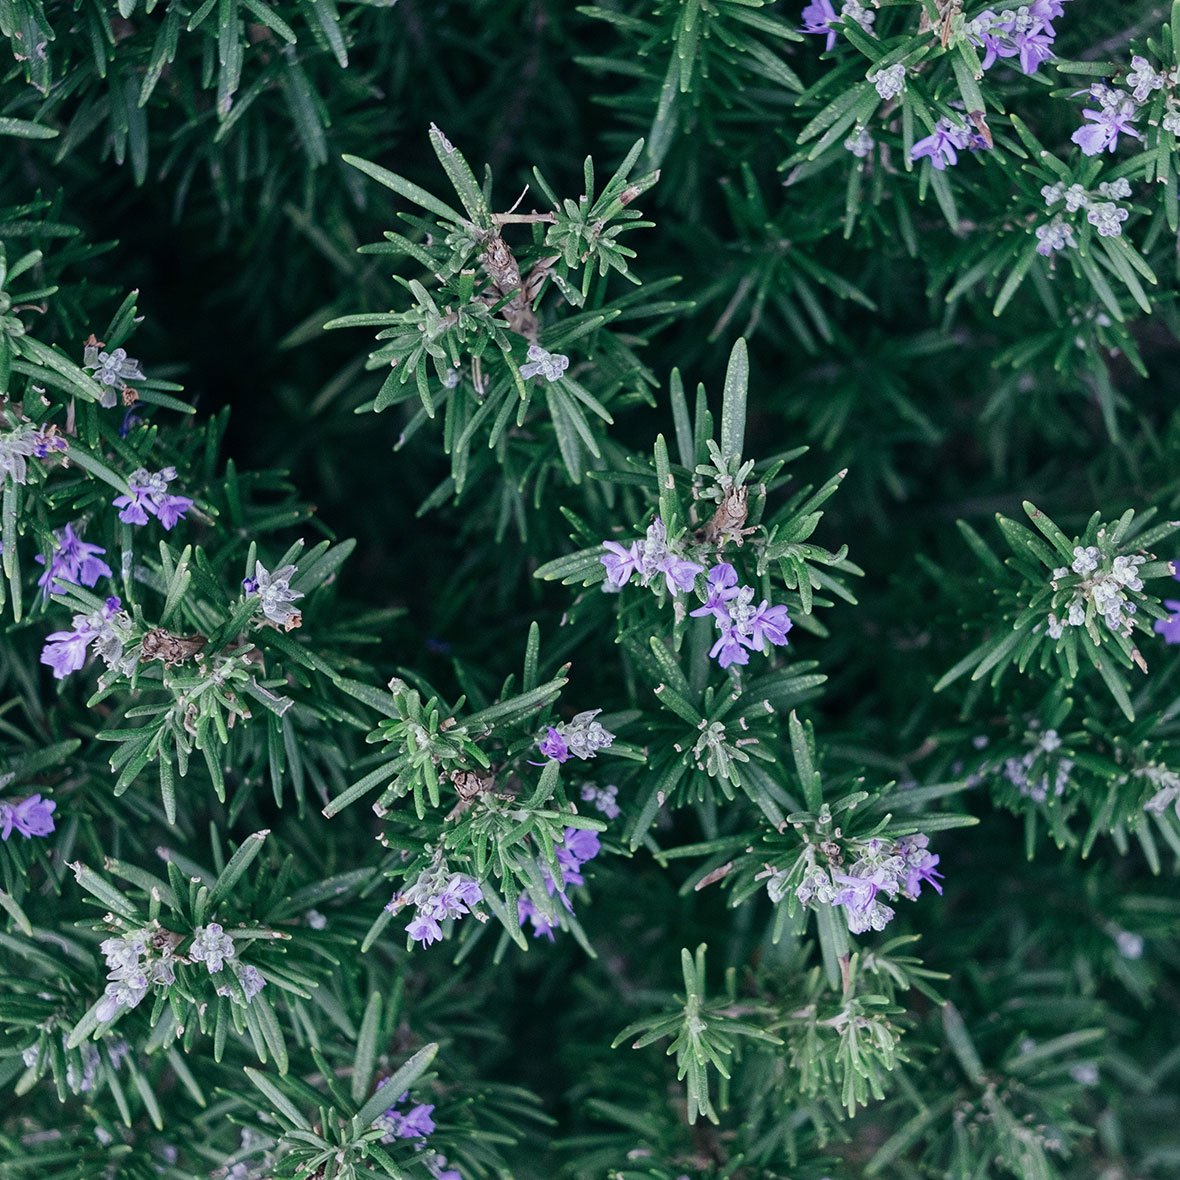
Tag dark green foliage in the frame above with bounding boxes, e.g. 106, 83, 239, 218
3, 2, 1180, 1178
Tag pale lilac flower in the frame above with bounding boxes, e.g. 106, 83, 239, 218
84, 343, 145, 390
244, 561, 303, 630
1035, 217, 1077, 257
1072, 90, 1142, 155
238, 965, 266, 1000
1113, 929, 1144, 959
113, 467, 192, 529
0, 794, 56, 840
0, 424, 40, 485
1098, 177, 1132, 200
394, 865, 483, 945
581, 783, 620, 819
1126, 55, 1165, 103
601, 540, 643, 588
429, 875, 484, 920
1041, 182, 1066, 207
1087, 201, 1128, 237
539, 711, 614, 762
189, 923, 236, 973
35, 524, 112, 595
519, 344, 569, 382
832, 871, 895, 934
871, 64, 906, 101
911, 119, 972, 170
407, 913, 443, 946
844, 127, 874, 158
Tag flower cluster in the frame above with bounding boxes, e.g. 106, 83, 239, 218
1046, 545, 1146, 637
518, 827, 601, 940
911, 117, 990, 170
35, 523, 111, 595
22, 1034, 129, 1095
97, 925, 179, 1022
1141, 763, 1180, 820
966, 1, 1072, 77
799, 0, 873, 52
1038, 177, 1132, 256
40, 596, 133, 680
113, 466, 192, 529
243, 561, 303, 630
370, 1088, 460, 1178
0, 421, 66, 485
519, 343, 569, 382
537, 709, 615, 762
1002, 728, 1073, 803
1072, 79, 1149, 156
773, 834, 942, 935
601, 516, 704, 595
83, 340, 145, 407
580, 782, 620, 819
387, 863, 484, 946
871, 63, 906, 102
690, 562, 791, 669
372, 1090, 436, 1143
0, 792, 56, 841
844, 126, 874, 158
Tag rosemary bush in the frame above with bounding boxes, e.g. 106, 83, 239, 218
2, 1, 1180, 1177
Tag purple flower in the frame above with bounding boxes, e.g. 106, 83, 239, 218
113, 467, 192, 530
374, 1095, 437, 1144
601, 540, 642, 588
517, 894, 557, 941
430, 875, 483, 919
658, 556, 705, 596
1014, 27, 1055, 75
581, 783, 621, 819
407, 913, 443, 945
39, 596, 127, 681
911, 119, 972, 170
538, 727, 570, 762
0, 794, 57, 840
1154, 600, 1180, 644
709, 625, 750, 669
800, 0, 838, 51
897, 834, 943, 899
554, 827, 601, 886
690, 563, 742, 620
746, 601, 792, 650
31, 428, 67, 459
398, 1103, 436, 1139
35, 524, 112, 595
40, 628, 92, 679
1072, 90, 1141, 156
